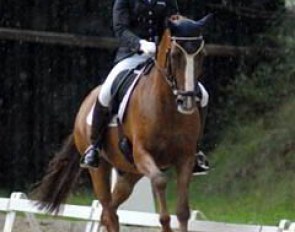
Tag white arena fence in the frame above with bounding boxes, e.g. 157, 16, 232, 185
1, 192, 294, 232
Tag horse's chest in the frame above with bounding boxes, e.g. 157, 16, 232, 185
143, 132, 194, 167
147, 129, 194, 154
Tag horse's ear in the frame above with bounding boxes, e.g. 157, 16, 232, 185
197, 13, 214, 27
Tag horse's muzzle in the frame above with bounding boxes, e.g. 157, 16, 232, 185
176, 95, 196, 114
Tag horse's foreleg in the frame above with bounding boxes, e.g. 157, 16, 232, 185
134, 145, 173, 232
89, 158, 119, 232
111, 172, 142, 210
175, 155, 195, 232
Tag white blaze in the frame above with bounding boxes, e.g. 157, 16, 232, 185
185, 55, 195, 92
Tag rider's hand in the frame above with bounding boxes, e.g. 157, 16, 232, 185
139, 40, 156, 55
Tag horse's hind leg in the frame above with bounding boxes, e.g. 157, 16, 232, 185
175, 156, 195, 232
111, 172, 142, 210
89, 158, 119, 232
134, 145, 173, 232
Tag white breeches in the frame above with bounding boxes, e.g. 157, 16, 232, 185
98, 53, 152, 107
98, 53, 209, 108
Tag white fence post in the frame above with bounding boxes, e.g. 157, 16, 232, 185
3, 195, 15, 232
279, 220, 295, 232
289, 223, 295, 232
84, 200, 102, 232
279, 220, 291, 231
190, 210, 207, 221
3, 192, 41, 232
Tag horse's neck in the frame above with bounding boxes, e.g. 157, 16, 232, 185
145, 30, 174, 107
147, 34, 176, 114
134, 30, 175, 116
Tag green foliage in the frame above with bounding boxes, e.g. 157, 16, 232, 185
215, 13, 295, 129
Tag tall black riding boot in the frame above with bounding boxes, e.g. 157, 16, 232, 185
192, 105, 210, 175
80, 100, 110, 169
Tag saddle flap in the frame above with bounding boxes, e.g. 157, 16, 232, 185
111, 70, 138, 114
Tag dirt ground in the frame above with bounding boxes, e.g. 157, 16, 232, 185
0, 214, 159, 232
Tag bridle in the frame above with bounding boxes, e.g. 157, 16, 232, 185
154, 34, 205, 114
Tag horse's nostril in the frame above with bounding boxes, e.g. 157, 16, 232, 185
176, 95, 184, 105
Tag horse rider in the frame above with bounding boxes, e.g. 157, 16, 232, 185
80, 0, 210, 175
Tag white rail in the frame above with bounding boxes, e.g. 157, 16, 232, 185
0, 192, 293, 232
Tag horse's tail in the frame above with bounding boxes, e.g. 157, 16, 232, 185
32, 134, 81, 212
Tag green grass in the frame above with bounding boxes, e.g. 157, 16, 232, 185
166, 174, 295, 225
67, 188, 95, 206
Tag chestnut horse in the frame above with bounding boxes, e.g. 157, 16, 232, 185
34, 15, 210, 232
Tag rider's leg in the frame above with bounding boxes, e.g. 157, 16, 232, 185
192, 105, 210, 174
192, 82, 210, 175
80, 99, 110, 168
80, 54, 150, 168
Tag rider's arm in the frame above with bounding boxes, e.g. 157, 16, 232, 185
113, 0, 141, 52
